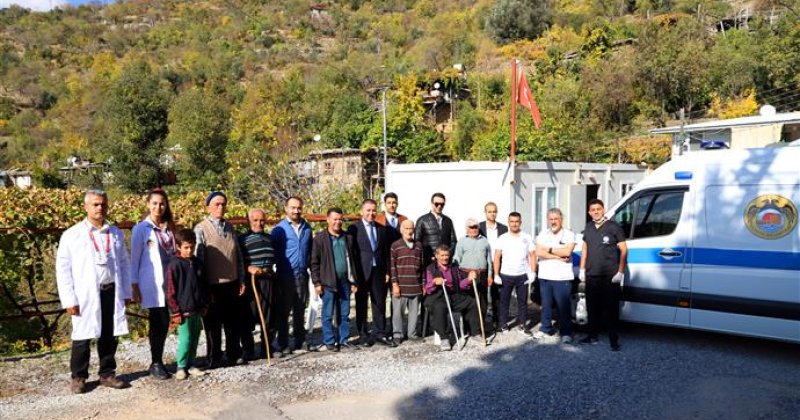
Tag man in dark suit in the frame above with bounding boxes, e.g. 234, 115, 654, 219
348, 198, 396, 347
415, 192, 458, 264
478, 201, 508, 334
375, 192, 407, 246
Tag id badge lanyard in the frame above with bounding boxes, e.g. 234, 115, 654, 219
89, 228, 111, 265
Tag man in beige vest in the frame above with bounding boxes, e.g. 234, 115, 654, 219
194, 191, 246, 368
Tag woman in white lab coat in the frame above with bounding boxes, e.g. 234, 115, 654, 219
131, 188, 176, 380
56, 189, 132, 393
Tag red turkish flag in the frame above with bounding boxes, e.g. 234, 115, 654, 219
517, 73, 542, 129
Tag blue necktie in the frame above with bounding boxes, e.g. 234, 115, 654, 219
369, 223, 377, 251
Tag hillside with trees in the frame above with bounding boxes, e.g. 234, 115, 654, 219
1, 0, 799, 199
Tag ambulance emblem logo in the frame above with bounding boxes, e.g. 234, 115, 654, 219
744, 194, 797, 239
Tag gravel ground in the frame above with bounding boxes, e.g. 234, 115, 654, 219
2, 319, 799, 420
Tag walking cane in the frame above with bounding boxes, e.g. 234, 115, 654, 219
471, 277, 487, 348
251, 273, 271, 365
440, 282, 462, 350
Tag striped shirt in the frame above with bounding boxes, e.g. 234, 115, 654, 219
238, 230, 276, 270
389, 239, 424, 296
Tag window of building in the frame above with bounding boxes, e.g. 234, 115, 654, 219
323, 162, 333, 175
531, 186, 558, 235
347, 161, 358, 174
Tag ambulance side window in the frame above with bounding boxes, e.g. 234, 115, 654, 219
613, 190, 685, 239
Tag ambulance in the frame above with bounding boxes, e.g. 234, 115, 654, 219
605, 143, 800, 342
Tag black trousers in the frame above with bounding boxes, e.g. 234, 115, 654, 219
460, 270, 492, 335
489, 282, 501, 331
355, 270, 389, 339
276, 274, 309, 350
238, 283, 257, 357
70, 286, 117, 379
148, 306, 170, 365
586, 274, 621, 343
203, 282, 242, 363
424, 290, 480, 340
248, 275, 277, 354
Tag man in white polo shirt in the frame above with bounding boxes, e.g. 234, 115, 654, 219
493, 212, 536, 335
534, 208, 577, 343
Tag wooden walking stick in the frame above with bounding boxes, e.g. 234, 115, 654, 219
251, 273, 271, 365
471, 276, 487, 348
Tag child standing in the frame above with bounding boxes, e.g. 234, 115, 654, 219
165, 229, 210, 380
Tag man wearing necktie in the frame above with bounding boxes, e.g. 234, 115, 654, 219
376, 192, 408, 246
348, 199, 396, 347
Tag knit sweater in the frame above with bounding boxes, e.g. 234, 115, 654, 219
389, 239, 424, 296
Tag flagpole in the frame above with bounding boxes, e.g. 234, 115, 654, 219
510, 59, 517, 163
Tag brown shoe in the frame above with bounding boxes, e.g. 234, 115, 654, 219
99, 375, 128, 389
70, 377, 86, 394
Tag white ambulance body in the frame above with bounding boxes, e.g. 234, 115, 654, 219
606, 144, 800, 342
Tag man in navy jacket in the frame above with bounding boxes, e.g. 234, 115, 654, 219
347, 198, 396, 347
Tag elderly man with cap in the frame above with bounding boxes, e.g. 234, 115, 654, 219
56, 189, 132, 394
453, 217, 493, 336
194, 191, 246, 367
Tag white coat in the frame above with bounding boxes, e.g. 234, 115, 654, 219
130, 218, 173, 308
56, 220, 132, 340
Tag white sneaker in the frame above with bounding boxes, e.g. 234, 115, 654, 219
532, 330, 548, 340
175, 369, 188, 380
187, 367, 205, 377
561, 335, 573, 344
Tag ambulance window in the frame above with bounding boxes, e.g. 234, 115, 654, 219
630, 191, 684, 239
613, 190, 686, 239
612, 200, 635, 238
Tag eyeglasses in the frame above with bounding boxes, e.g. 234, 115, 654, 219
433, 202, 445, 207
468, 225, 478, 229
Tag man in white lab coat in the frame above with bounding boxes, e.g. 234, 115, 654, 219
56, 189, 133, 394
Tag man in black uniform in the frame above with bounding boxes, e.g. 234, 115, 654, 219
578, 199, 628, 351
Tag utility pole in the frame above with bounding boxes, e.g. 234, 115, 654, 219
382, 88, 388, 184
678, 107, 686, 157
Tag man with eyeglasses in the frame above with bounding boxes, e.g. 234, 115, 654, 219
453, 218, 493, 336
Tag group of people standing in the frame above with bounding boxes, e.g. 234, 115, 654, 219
56, 188, 627, 394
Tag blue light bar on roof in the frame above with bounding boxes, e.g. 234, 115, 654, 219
675, 171, 693, 180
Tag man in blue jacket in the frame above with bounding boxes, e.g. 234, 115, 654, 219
271, 196, 312, 355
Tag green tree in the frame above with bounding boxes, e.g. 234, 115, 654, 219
486, 0, 551, 44
167, 88, 231, 189
636, 18, 712, 116
100, 60, 169, 192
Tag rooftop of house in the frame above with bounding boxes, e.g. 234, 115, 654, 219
650, 111, 800, 135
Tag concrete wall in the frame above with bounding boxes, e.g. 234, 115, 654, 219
732, 125, 782, 148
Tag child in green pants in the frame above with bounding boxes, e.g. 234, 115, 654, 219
166, 229, 210, 380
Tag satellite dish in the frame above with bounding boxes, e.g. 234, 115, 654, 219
759, 105, 777, 116
313, 134, 321, 142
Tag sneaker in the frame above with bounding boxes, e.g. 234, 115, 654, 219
339, 342, 360, 351
234, 357, 248, 366
99, 375, 129, 389
187, 367, 206, 377
148, 363, 171, 380
326, 344, 339, 352
561, 335, 573, 344
578, 336, 599, 345
532, 330, 550, 340
70, 377, 86, 394
175, 369, 188, 380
